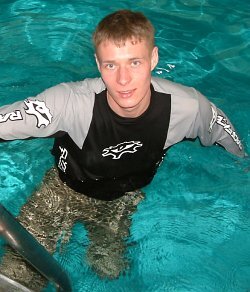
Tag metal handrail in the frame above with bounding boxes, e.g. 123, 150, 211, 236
0, 203, 72, 292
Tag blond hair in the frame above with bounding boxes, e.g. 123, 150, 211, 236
93, 10, 155, 50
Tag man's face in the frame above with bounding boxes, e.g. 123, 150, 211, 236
95, 38, 158, 118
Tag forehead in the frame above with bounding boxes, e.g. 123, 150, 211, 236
96, 38, 151, 60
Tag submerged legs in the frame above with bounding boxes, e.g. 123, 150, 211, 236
0, 168, 144, 290
84, 190, 144, 279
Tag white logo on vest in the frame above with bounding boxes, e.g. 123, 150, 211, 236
102, 141, 143, 160
58, 146, 68, 172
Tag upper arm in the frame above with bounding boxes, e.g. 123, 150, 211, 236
165, 86, 245, 157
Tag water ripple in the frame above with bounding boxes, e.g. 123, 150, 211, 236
0, 1, 249, 291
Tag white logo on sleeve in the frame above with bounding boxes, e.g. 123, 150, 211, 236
209, 106, 217, 132
216, 115, 242, 150
102, 141, 143, 160
0, 110, 23, 123
24, 99, 52, 128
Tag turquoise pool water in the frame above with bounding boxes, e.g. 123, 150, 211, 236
0, 0, 249, 291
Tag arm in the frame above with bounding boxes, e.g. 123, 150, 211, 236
157, 77, 246, 158
193, 90, 245, 157
0, 83, 72, 141
0, 78, 102, 148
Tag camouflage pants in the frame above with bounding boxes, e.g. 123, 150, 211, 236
0, 167, 144, 291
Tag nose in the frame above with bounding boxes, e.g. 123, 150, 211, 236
117, 66, 131, 86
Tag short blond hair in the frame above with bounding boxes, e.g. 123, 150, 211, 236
93, 10, 155, 50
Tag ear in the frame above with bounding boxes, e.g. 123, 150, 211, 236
95, 54, 101, 72
151, 46, 159, 71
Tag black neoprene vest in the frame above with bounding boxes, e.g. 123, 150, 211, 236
52, 85, 171, 200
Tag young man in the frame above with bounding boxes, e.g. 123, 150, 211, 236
0, 9, 245, 289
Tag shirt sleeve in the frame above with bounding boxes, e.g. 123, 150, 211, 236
165, 85, 245, 158
0, 83, 71, 141
193, 90, 245, 157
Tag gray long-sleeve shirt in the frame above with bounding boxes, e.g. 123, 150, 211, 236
0, 77, 245, 199
0, 77, 244, 157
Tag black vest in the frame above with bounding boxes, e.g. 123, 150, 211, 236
52, 85, 171, 200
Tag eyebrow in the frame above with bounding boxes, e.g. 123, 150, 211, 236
101, 57, 144, 63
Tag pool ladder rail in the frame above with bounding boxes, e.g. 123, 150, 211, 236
0, 203, 72, 292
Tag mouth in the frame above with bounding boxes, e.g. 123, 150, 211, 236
118, 89, 136, 98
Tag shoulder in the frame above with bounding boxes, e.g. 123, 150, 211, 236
151, 77, 198, 102
40, 77, 105, 97
46, 78, 105, 148
152, 77, 209, 148
65, 77, 106, 95
39, 77, 105, 108
151, 77, 199, 116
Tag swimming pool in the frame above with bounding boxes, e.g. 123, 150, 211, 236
0, 0, 249, 291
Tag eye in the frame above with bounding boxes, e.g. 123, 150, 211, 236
105, 63, 116, 70
131, 60, 141, 67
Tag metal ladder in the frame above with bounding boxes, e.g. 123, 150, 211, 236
0, 204, 72, 292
